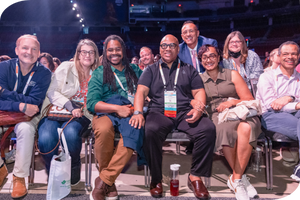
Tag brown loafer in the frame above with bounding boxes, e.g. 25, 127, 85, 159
11, 175, 27, 199
90, 177, 106, 200
0, 164, 8, 187
150, 182, 163, 198
187, 175, 210, 200
106, 183, 118, 200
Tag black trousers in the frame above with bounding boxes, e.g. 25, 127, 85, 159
143, 110, 216, 184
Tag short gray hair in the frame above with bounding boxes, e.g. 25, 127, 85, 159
278, 41, 300, 55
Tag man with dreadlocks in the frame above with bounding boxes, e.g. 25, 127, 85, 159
87, 35, 145, 200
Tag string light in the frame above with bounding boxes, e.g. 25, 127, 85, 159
70, 1, 86, 29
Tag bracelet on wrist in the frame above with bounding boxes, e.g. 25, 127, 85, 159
22, 103, 27, 113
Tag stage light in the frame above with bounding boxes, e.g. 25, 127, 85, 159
250, 0, 253, 3
77, 14, 80, 17
72, 7, 75, 10
70, 0, 73, 3
178, 4, 181, 7
73, 3, 77, 7
82, 24, 85, 27
131, 4, 134, 6
81, 18, 83, 21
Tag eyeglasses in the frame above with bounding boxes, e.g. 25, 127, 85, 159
80, 50, 95, 56
182, 29, 196, 35
160, 43, 177, 49
229, 40, 242, 45
201, 54, 217, 61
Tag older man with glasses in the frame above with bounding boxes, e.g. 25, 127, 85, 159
178, 20, 218, 74
130, 34, 216, 199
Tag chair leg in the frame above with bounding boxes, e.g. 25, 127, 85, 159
85, 137, 89, 189
176, 141, 180, 155
144, 165, 151, 188
263, 137, 270, 190
28, 144, 35, 185
268, 138, 273, 190
204, 177, 211, 188
88, 137, 93, 191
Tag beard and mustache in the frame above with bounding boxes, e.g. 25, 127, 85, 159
108, 54, 122, 65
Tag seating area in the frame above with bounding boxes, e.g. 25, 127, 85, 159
0, 133, 298, 199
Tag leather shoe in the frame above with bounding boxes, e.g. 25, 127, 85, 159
90, 177, 106, 200
106, 183, 118, 200
150, 182, 163, 198
11, 175, 27, 199
0, 164, 8, 186
187, 175, 210, 200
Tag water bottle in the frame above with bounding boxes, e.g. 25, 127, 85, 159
170, 164, 180, 196
252, 147, 262, 172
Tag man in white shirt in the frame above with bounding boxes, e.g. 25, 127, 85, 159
256, 41, 300, 179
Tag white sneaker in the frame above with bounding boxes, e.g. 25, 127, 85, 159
280, 147, 299, 163
5, 149, 16, 164
227, 175, 250, 200
242, 174, 258, 198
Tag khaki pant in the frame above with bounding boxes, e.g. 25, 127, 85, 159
92, 115, 133, 186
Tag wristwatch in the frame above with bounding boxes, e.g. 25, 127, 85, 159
133, 110, 143, 115
290, 96, 296, 102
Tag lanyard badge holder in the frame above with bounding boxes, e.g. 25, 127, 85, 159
14, 62, 35, 94
160, 60, 180, 118
114, 72, 135, 105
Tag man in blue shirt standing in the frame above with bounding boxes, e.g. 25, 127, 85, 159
0, 35, 51, 198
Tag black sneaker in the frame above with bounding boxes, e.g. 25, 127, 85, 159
71, 164, 81, 186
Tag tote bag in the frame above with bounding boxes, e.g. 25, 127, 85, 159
46, 128, 71, 200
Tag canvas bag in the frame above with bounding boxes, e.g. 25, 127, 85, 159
46, 128, 71, 200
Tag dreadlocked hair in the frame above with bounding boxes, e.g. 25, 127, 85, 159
102, 35, 138, 93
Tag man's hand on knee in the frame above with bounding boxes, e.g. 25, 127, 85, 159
129, 114, 144, 129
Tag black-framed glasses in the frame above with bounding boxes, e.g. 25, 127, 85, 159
80, 50, 95, 56
201, 54, 217, 62
160, 43, 177, 49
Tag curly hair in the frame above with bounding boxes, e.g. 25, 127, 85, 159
198, 44, 222, 62
102, 35, 138, 94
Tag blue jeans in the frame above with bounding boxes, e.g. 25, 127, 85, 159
38, 117, 90, 172
261, 110, 300, 156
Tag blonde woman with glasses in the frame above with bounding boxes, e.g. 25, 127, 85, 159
38, 39, 100, 185
222, 31, 263, 93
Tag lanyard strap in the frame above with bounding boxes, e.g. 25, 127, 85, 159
114, 72, 130, 93
159, 59, 180, 90
13, 62, 35, 95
